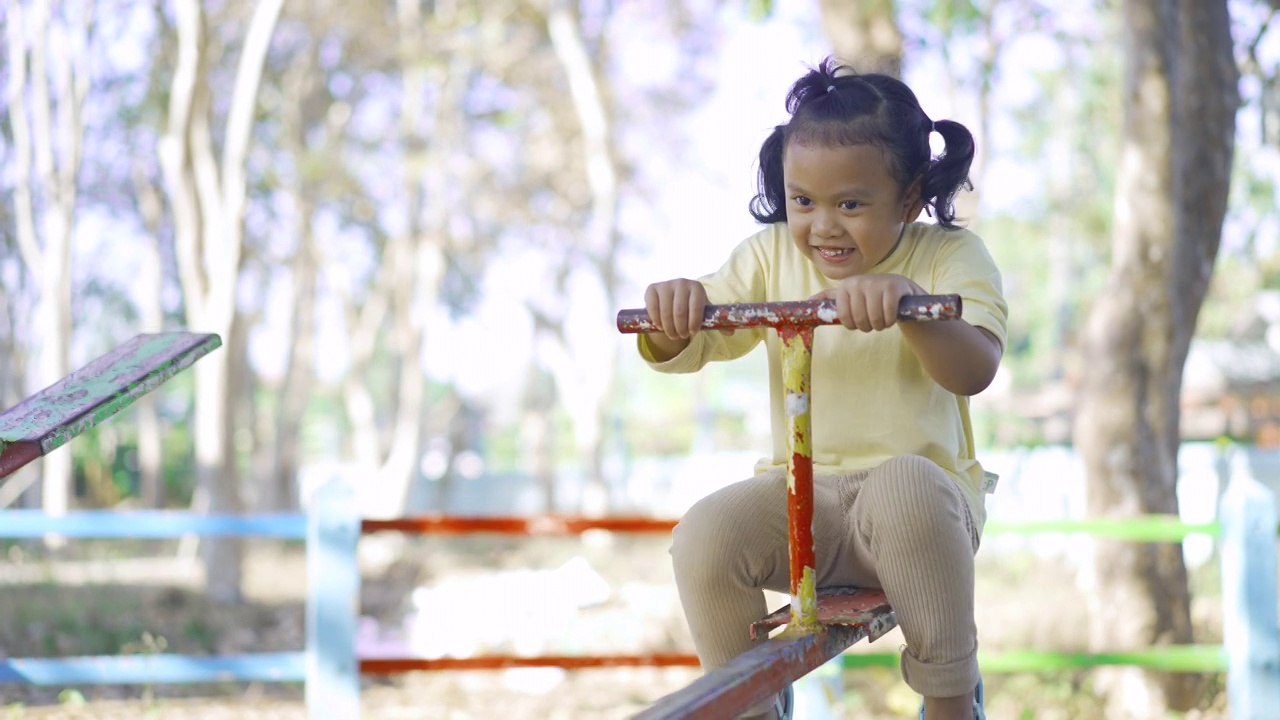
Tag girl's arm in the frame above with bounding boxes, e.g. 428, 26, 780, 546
898, 320, 1002, 397
815, 272, 1003, 397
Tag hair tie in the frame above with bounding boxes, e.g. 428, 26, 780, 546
826, 84, 836, 93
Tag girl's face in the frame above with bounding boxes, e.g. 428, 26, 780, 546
782, 141, 922, 281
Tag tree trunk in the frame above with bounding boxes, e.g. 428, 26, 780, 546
132, 161, 168, 508
817, 0, 902, 77
520, 366, 559, 512
539, 1, 630, 515
1073, 0, 1237, 715
333, 0, 455, 519
271, 203, 316, 512
5, 0, 91, 524
944, 2, 999, 225
159, 0, 285, 602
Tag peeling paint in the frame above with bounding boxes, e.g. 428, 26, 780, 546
752, 587, 897, 641
788, 566, 820, 633
0, 333, 221, 479
636, 624, 867, 719
784, 391, 809, 417
780, 327, 817, 630
616, 295, 962, 334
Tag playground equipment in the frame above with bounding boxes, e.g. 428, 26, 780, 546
615, 294, 962, 718
0, 332, 221, 479
3, 321, 1279, 718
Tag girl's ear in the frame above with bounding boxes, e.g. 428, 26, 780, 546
901, 176, 925, 223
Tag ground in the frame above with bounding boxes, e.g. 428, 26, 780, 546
0, 534, 1231, 719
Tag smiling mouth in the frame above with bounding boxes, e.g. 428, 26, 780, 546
815, 247, 855, 261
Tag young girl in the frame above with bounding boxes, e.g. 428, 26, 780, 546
637, 58, 1006, 720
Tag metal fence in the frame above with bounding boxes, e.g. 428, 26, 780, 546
2, 472, 1278, 719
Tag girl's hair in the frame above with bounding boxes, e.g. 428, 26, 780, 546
749, 57, 976, 229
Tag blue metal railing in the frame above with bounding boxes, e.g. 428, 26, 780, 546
0, 480, 358, 719
1, 474, 1278, 719
0, 511, 306, 539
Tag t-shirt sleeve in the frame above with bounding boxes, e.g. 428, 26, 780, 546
635, 230, 771, 373
931, 232, 1009, 352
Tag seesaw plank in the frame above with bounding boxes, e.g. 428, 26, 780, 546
637, 587, 897, 719
634, 625, 865, 719
0, 332, 221, 478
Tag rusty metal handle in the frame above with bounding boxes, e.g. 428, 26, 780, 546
616, 294, 962, 334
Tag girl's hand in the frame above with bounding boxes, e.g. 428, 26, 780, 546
644, 278, 709, 341
810, 274, 925, 332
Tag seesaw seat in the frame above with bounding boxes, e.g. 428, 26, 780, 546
0, 332, 221, 478
751, 586, 897, 641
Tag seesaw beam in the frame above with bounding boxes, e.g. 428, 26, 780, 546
634, 625, 863, 719
636, 585, 898, 719
0, 332, 221, 479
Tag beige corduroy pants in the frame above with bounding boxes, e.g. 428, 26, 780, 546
669, 454, 982, 708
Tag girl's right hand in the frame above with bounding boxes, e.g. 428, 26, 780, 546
643, 279, 709, 355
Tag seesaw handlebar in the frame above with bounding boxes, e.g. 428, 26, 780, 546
615, 294, 962, 334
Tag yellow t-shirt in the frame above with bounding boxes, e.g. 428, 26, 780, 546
639, 221, 1008, 529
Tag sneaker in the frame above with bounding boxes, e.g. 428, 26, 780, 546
918, 677, 985, 719
774, 684, 794, 720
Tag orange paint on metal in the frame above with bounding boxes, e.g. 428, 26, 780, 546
360, 654, 701, 674
788, 449, 817, 628
779, 325, 819, 631
361, 515, 678, 536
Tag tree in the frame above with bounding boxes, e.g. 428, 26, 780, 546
817, 0, 902, 76
327, 0, 463, 519
1072, 0, 1238, 714
4, 0, 93, 520
158, 0, 285, 602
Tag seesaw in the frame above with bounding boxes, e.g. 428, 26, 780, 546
616, 294, 961, 718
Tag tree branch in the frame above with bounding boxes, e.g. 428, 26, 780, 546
5, 0, 44, 276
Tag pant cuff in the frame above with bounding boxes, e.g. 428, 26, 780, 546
899, 644, 980, 698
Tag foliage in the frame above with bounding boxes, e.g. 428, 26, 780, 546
7, 0, 1280, 511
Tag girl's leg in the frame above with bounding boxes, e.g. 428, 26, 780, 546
846, 455, 981, 701
668, 469, 852, 669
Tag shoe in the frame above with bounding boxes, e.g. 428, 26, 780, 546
774, 684, 793, 720
918, 677, 984, 719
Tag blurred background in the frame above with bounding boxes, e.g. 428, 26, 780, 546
2, 0, 1279, 717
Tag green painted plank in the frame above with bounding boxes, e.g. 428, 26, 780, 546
0, 332, 221, 478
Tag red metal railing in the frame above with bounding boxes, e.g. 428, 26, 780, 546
361, 515, 677, 536
357, 513, 694, 674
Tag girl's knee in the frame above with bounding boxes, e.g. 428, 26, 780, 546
669, 479, 783, 579
863, 455, 962, 520
670, 492, 746, 569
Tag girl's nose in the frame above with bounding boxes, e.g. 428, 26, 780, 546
812, 209, 841, 237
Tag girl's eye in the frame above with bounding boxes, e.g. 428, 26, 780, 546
791, 196, 812, 207
839, 200, 861, 211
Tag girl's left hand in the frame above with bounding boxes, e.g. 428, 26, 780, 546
809, 273, 926, 332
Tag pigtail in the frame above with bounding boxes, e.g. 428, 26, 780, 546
749, 55, 979, 231
749, 125, 788, 224
921, 119, 976, 229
